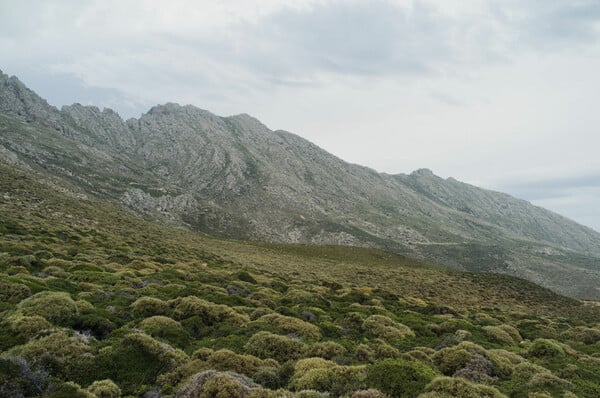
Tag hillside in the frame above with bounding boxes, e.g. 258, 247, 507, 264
1, 70, 600, 299
2, 161, 600, 397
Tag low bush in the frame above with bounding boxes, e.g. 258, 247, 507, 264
485, 349, 523, 379
562, 326, 600, 345
362, 315, 414, 340
46, 381, 91, 398
432, 347, 472, 376
366, 359, 437, 397
0, 281, 31, 304
171, 296, 249, 326
17, 291, 78, 325
351, 389, 389, 398
482, 326, 517, 345
9, 315, 52, 339
205, 349, 267, 377
139, 316, 188, 346
130, 297, 170, 317
253, 366, 280, 389
96, 333, 188, 395
86, 379, 121, 398
527, 339, 564, 358
254, 313, 321, 340
291, 358, 366, 395
370, 339, 400, 360
307, 341, 346, 359
418, 376, 507, 398
245, 332, 307, 363
176, 370, 256, 398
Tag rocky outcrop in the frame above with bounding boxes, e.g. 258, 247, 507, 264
122, 188, 198, 219
62, 104, 136, 150
0, 70, 64, 130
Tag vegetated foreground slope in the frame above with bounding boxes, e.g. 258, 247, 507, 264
1, 70, 600, 299
2, 161, 600, 397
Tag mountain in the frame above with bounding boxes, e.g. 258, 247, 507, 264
1, 69, 599, 298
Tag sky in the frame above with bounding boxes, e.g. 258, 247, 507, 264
1, 0, 599, 231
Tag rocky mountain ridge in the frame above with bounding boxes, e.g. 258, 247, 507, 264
1, 69, 600, 298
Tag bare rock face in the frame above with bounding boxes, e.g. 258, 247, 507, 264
62, 104, 136, 150
0, 71, 64, 130
122, 188, 198, 220
1, 70, 600, 298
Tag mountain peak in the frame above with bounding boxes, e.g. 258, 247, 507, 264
0, 70, 63, 128
411, 168, 435, 177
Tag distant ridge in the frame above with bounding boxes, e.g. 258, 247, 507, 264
1, 69, 600, 298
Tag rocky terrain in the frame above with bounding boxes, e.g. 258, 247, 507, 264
1, 69, 600, 298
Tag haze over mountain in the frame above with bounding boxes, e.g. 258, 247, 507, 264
1, 69, 600, 299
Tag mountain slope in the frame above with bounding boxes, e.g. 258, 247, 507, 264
3, 160, 600, 397
1, 69, 599, 298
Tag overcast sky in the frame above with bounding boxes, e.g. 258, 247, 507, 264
1, 0, 599, 231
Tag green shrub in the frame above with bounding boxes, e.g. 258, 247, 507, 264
351, 390, 389, 398
294, 391, 330, 398
139, 316, 188, 346
245, 332, 307, 363
485, 349, 524, 379
171, 296, 249, 325
527, 393, 552, 398
366, 359, 437, 397
370, 339, 400, 360
8, 329, 90, 362
205, 349, 267, 376
291, 358, 366, 395
432, 348, 472, 375
282, 289, 327, 307
0, 281, 31, 304
527, 339, 564, 358
561, 326, 600, 345
157, 359, 208, 393
452, 354, 493, 383
254, 313, 321, 340
482, 326, 516, 345
290, 358, 336, 391
200, 374, 251, 398
17, 291, 78, 325
362, 315, 414, 340
86, 379, 121, 398
528, 371, 571, 390
130, 296, 170, 317
454, 329, 473, 342
307, 341, 346, 359
418, 376, 507, 398
42, 265, 68, 278
97, 333, 188, 395
253, 366, 280, 389
356, 344, 375, 362
505, 361, 572, 394
401, 349, 433, 365
47, 381, 92, 398
8, 315, 52, 339
193, 347, 215, 361
75, 300, 95, 313
176, 370, 256, 398
235, 271, 258, 284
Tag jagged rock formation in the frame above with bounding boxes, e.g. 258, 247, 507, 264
1, 69, 599, 298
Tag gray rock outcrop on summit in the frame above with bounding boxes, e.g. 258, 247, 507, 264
1, 69, 599, 298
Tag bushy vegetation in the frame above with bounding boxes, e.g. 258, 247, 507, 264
1, 163, 600, 397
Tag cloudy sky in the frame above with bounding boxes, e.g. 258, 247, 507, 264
1, 0, 599, 231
